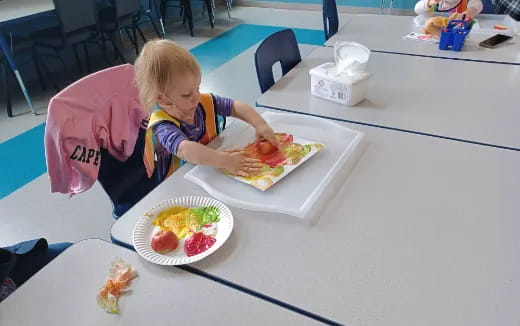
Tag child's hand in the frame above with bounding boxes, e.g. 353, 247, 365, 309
255, 123, 279, 148
454, 8, 476, 20
224, 151, 262, 177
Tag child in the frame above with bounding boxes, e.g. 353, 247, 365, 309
135, 39, 278, 181
415, 0, 483, 18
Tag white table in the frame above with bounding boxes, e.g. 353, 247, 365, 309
0, 239, 320, 325
326, 14, 520, 64
111, 116, 520, 325
257, 46, 520, 150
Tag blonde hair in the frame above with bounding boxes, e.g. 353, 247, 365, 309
134, 39, 201, 114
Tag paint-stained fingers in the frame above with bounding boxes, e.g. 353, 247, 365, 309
236, 170, 249, 177
223, 148, 243, 154
243, 158, 262, 168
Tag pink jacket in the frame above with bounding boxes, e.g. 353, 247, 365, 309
45, 64, 147, 196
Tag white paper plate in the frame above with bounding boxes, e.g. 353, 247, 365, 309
133, 196, 233, 265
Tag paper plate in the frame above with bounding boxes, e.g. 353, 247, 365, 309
133, 196, 233, 265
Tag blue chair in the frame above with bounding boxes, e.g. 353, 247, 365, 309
98, 0, 149, 57
32, 0, 104, 79
137, 0, 165, 39
254, 29, 301, 94
323, 0, 339, 41
1, 35, 49, 117
160, 0, 214, 37
481, 0, 496, 14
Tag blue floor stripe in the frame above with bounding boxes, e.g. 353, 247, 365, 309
191, 24, 323, 74
0, 24, 322, 199
0, 123, 46, 199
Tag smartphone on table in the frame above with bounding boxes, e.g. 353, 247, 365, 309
479, 34, 513, 48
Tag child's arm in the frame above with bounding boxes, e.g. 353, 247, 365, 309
177, 140, 261, 177
452, 0, 482, 19
154, 121, 261, 177
415, 0, 437, 15
465, 0, 483, 17
231, 100, 279, 146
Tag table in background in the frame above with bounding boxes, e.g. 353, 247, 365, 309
257, 46, 520, 150
326, 14, 520, 64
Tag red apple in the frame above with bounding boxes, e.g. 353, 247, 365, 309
257, 140, 276, 155
151, 230, 178, 254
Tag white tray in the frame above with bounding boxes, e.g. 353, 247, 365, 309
185, 111, 364, 219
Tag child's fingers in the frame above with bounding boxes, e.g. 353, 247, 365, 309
265, 134, 281, 148
244, 157, 261, 163
243, 166, 260, 173
244, 159, 261, 165
243, 164, 263, 171
223, 148, 243, 153
258, 132, 273, 141
236, 170, 249, 177
237, 166, 260, 177
243, 163, 262, 170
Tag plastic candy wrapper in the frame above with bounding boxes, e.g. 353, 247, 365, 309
96, 257, 138, 314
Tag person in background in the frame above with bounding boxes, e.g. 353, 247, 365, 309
415, 0, 484, 18
493, 0, 520, 20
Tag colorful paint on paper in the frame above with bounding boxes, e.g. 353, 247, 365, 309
226, 133, 323, 191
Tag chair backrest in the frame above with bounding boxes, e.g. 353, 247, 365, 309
0, 248, 15, 283
254, 29, 302, 94
113, 0, 141, 20
46, 64, 158, 218
52, 0, 98, 34
323, 0, 339, 41
98, 127, 159, 218
481, 0, 496, 14
91, 65, 159, 218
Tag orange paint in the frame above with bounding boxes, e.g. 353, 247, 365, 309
457, 0, 467, 13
